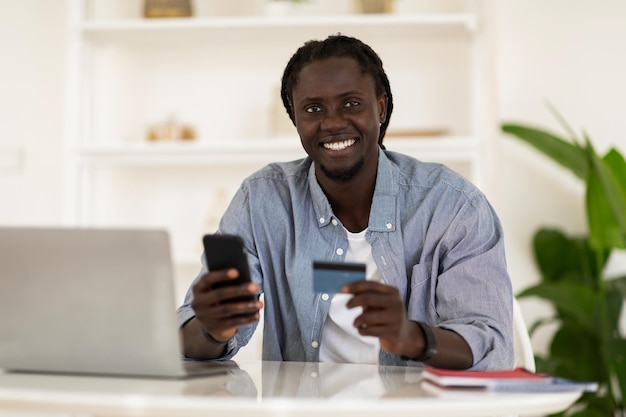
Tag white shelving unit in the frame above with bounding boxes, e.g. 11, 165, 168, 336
64, 0, 497, 303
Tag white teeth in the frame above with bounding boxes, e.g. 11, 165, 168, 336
323, 138, 356, 151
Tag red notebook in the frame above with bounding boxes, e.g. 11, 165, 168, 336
422, 367, 598, 392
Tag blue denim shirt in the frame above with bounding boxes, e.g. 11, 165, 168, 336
177, 150, 513, 370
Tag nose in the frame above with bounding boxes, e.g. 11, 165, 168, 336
320, 107, 348, 132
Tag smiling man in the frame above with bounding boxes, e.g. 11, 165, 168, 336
177, 35, 514, 371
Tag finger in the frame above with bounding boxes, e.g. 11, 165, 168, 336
342, 280, 396, 295
353, 308, 399, 331
216, 282, 260, 303
346, 292, 400, 310
356, 321, 405, 345
195, 300, 263, 337
195, 268, 240, 294
211, 299, 263, 319
197, 303, 262, 326
193, 278, 259, 309
192, 284, 260, 314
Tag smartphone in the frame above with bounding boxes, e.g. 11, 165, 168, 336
202, 234, 254, 302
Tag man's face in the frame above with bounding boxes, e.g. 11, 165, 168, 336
291, 57, 386, 183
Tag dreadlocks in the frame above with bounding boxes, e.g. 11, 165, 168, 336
280, 34, 394, 149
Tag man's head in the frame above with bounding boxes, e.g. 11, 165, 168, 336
280, 34, 393, 148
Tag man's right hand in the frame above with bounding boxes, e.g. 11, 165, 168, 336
181, 268, 262, 359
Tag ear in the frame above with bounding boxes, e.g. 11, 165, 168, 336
378, 93, 387, 123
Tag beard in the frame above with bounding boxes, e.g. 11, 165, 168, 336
319, 158, 364, 182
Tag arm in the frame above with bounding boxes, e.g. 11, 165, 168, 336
180, 268, 263, 360
356, 181, 512, 369
344, 281, 473, 369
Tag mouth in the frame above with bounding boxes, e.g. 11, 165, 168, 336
322, 138, 357, 151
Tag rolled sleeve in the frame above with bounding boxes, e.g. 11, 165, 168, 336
434, 195, 513, 370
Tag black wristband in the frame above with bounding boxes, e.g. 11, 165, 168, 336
201, 328, 228, 346
412, 321, 438, 361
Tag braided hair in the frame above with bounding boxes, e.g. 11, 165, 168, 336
280, 34, 393, 149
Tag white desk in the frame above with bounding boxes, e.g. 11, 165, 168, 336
0, 361, 581, 417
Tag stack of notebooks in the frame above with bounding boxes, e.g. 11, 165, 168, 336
421, 367, 598, 393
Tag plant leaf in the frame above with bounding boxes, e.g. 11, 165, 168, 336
604, 288, 624, 336
532, 228, 603, 287
568, 409, 610, 417
545, 100, 580, 142
550, 322, 603, 382
606, 338, 626, 409
533, 229, 572, 282
527, 316, 559, 338
534, 355, 562, 376
517, 283, 597, 330
501, 123, 588, 180
585, 141, 626, 249
572, 394, 617, 417
605, 275, 626, 297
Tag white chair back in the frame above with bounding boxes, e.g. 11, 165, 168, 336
513, 298, 535, 372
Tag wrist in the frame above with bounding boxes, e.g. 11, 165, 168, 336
200, 327, 228, 346
403, 321, 438, 362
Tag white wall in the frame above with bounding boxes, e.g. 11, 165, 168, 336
493, 0, 626, 352
0, 0, 67, 225
1, 0, 625, 357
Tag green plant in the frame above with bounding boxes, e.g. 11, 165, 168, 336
502, 111, 626, 417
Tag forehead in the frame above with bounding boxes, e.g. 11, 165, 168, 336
294, 56, 376, 96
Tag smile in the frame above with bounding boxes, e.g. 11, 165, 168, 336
323, 138, 357, 151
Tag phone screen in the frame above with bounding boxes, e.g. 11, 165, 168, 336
202, 234, 254, 302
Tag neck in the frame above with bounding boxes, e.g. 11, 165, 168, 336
320, 174, 376, 233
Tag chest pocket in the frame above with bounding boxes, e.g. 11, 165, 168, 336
407, 261, 434, 321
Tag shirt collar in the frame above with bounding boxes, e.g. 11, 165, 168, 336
308, 149, 398, 232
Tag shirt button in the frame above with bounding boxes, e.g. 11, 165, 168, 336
336, 248, 344, 256
321, 293, 329, 301
311, 341, 319, 348
331, 219, 338, 226
386, 223, 392, 229
319, 217, 325, 224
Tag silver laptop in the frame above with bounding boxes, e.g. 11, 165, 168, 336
0, 227, 227, 379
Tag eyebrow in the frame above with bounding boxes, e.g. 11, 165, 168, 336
297, 90, 364, 106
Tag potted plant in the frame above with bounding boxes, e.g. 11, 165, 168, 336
502, 110, 626, 417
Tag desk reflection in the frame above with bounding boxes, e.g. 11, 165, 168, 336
260, 361, 428, 399
181, 361, 257, 397
0, 361, 583, 417
180, 360, 427, 400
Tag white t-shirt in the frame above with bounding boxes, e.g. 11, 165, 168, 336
319, 229, 383, 364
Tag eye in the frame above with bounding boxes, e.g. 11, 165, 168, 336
344, 100, 361, 109
305, 104, 322, 113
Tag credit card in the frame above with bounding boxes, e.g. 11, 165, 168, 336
313, 261, 366, 293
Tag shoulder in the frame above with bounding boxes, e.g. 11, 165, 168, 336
384, 150, 482, 202
245, 157, 310, 181
240, 157, 311, 193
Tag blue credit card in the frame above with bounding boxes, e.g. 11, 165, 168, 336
313, 261, 366, 293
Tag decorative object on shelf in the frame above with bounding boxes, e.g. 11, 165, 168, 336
147, 117, 196, 141
144, 0, 193, 18
502, 106, 626, 417
353, 0, 394, 14
385, 128, 447, 138
265, 0, 311, 16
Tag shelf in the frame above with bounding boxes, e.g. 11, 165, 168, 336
77, 139, 305, 166
75, 136, 479, 166
64, 0, 496, 275
79, 13, 477, 42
